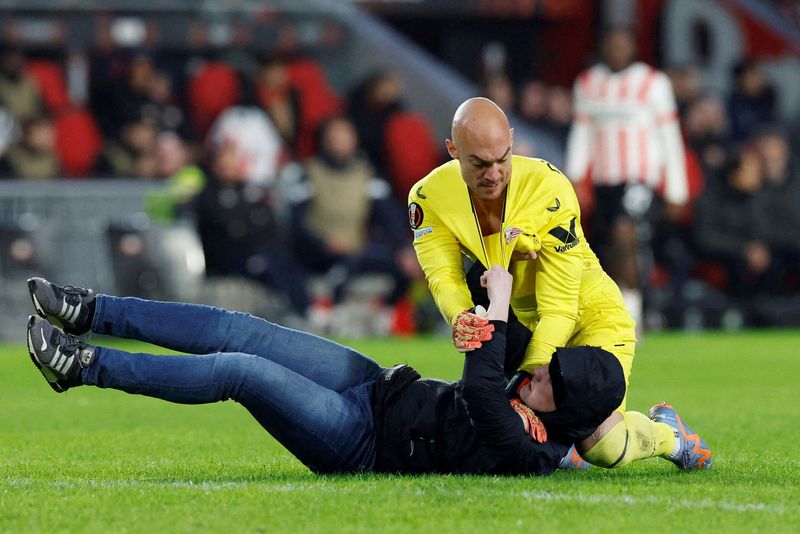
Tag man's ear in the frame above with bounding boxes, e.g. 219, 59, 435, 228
509, 128, 515, 148
445, 138, 458, 160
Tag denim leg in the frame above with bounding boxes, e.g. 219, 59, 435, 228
92, 295, 383, 392
83, 347, 376, 473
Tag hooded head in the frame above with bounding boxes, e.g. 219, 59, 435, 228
537, 346, 626, 442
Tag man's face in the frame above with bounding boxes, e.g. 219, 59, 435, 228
447, 127, 513, 202
602, 29, 636, 72
519, 365, 556, 413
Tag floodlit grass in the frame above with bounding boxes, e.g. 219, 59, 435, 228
2, 331, 799, 532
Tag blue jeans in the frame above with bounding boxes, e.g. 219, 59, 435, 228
83, 295, 384, 473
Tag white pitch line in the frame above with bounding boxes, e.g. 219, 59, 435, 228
2, 479, 791, 515
518, 490, 788, 514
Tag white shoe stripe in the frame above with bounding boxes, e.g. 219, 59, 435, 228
61, 355, 74, 374
66, 302, 81, 324
59, 300, 69, 317
51, 349, 64, 372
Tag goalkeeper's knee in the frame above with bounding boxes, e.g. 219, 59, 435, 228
581, 411, 671, 468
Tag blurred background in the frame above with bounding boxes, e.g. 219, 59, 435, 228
0, 0, 798, 340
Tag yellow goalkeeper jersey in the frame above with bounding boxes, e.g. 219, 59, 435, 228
409, 156, 636, 372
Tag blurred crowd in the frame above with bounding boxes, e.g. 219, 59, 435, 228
0, 43, 444, 333
1, 35, 799, 329
482, 50, 800, 327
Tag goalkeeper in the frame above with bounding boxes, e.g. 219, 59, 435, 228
409, 97, 711, 470
26, 268, 634, 475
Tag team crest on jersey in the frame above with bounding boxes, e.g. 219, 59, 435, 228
504, 226, 523, 244
408, 202, 424, 229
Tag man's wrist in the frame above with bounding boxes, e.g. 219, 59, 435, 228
486, 298, 510, 321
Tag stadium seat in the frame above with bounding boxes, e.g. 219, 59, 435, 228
25, 59, 70, 115
383, 112, 441, 200
54, 106, 103, 177
187, 61, 242, 138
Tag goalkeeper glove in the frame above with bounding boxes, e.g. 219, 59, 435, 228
452, 307, 493, 352
510, 398, 548, 443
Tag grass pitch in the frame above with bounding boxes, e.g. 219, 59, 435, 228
2, 330, 799, 533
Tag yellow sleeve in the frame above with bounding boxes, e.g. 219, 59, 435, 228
522, 185, 583, 371
409, 195, 473, 326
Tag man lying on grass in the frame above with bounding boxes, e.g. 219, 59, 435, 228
24, 265, 708, 475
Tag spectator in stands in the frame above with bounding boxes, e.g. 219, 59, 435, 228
256, 59, 300, 149
348, 71, 404, 176
482, 74, 515, 114
207, 106, 284, 185
666, 65, 702, 118
96, 117, 159, 178
0, 45, 43, 124
728, 60, 776, 143
95, 51, 158, 140
752, 126, 800, 286
290, 116, 411, 306
145, 132, 205, 222
194, 140, 310, 316
693, 149, 777, 298
141, 69, 190, 139
517, 79, 549, 128
543, 85, 573, 146
683, 95, 730, 180
0, 115, 59, 180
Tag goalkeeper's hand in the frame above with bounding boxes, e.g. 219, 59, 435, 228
452, 308, 493, 352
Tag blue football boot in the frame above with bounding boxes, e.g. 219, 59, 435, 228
559, 444, 591, 470
649, 403, 713, 470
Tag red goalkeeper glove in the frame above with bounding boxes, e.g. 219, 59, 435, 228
452, 309, 493, 352
510, 398, 548, 443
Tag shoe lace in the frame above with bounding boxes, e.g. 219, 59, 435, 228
62, 285, 90, 297
61, 285, 90, 308
59, 334, 93, 367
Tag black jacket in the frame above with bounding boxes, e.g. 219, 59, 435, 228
371, 321, 569, 475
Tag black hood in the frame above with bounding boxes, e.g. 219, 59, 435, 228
537, 346, 626, 442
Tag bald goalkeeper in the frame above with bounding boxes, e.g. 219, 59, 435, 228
408, 97, 711, 470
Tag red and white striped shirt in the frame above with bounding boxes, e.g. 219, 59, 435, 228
565, 62, 688, 205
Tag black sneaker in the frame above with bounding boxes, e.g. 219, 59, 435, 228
28, 277, 95, 335
26, 316, 95, 393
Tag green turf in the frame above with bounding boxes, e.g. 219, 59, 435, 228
2, 331, 799, 533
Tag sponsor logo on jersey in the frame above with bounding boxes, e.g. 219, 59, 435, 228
415, 185, 426, 199
413, 226, 433, 241
548, 217, 580, 252
546, 198, 561, 212
408, 202, 424, 229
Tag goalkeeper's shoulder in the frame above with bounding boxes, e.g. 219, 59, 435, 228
511, 157, 579, 213
407, 160, 462, 205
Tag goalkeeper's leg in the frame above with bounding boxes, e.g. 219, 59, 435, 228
579, 410, 676, 468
